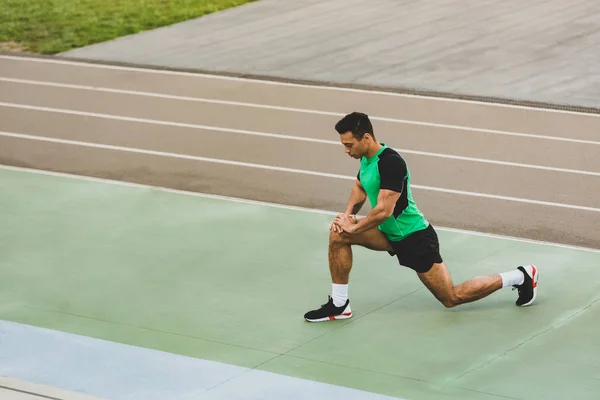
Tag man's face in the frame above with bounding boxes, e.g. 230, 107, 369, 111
340, 131, 368, 159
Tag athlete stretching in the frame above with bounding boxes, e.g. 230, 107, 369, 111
304, 112, 539, 322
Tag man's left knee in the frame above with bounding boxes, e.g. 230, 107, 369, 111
329, 230, 350, 245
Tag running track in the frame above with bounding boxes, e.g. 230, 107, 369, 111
1, 54, 599, 249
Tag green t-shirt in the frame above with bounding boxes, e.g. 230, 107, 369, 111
357, 144, 429, 241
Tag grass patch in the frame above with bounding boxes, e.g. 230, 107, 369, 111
0, 0, 257, 54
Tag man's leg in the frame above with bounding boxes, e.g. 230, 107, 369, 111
329, 226, 393, 284
417, 262, 502, 307
396, 224, 539, 308
304, 227, 392, 322
417, 262, 539, 308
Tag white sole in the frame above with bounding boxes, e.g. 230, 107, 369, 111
305, 312, 353, 323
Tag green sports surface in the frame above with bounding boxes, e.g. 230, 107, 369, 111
1, 166, 600, 399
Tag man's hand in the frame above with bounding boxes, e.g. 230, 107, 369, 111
333, 213, 358, 233
330, 214, 357, 233
341, 189, 400, 234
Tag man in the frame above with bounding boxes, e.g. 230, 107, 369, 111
304, 112, 539, 322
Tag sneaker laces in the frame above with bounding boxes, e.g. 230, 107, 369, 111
512, 284, 525, 298
320, 296, 333, 308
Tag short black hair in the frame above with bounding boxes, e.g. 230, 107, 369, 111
334, 112, 374, 140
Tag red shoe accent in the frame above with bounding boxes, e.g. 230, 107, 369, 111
328, 312, 352, 320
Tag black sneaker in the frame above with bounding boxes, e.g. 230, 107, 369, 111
513, 265, 539, 306
304, 296, 352, 322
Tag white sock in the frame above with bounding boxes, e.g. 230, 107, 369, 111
499, 269, 525, 288
331, 283, 348, 307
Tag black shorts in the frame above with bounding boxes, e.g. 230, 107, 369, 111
386, 224, 443, 273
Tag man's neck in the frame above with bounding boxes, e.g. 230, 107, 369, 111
365, 142, 383, 159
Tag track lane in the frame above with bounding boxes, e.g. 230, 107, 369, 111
1, 81, 599, 174
1, 56, 599, 139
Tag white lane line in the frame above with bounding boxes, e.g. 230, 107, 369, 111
1, 55, 599, 117
2, 130, 600, 213
2, 164, 600, 254
1, 102, 599, 177
2, 77, 599, 146
0, 130, 353, 180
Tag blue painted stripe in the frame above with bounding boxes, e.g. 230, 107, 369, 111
0, 321, 405, 400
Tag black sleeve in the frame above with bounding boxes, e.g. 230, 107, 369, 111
378, 153, 407, 193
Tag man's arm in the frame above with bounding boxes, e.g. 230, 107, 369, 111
335, 151, 407, 234
331, 179, 365, 233
344, 179, 367, 215
338, 189, 399, 234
